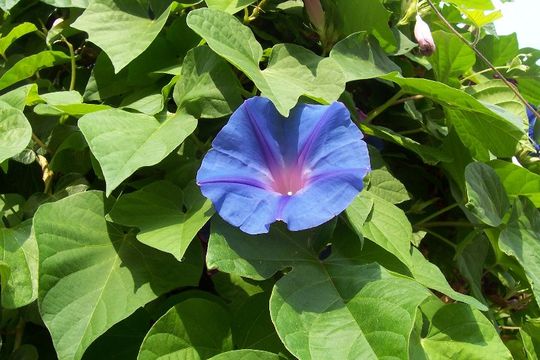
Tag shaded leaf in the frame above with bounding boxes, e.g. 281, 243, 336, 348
209, 350, 281, 360
465, 162, 510, 226
329, 32, 400, 82
431, 31, 476, 87
137, 298, 232, 360
0, 219, 38, 308
499, 196, 540, 308
34, 191, 202, 360
0, 22, 37, 56
174, 46, 243, 118
421, 303, 513, 359
489, 159, 540, 207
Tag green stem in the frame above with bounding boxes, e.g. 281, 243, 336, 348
398, 128, 424, 135
61, 35, 76, 91
415, 203, 459, 226
461, 66, 509, 83
32, 133, 52, 154
424, 229, 456, 249
418, 221, 477, 228
364, 90, 405, 123
13, 318, 25, 351
245, 0, 268, 23
393, 94, 424, 105
425, 0, 540, 120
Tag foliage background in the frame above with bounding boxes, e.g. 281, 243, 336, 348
1, 0, 540, 359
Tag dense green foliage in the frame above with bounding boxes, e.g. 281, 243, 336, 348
1, 0, 540, 359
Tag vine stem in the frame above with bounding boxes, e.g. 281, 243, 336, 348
415, 203, 459, 226
364, 90, 405, 123
460, 66, 510, 83
13, 318, 25, 351
393, 94, 424, 105
425, 0, 540, 120
244, 0, 268, 23
61, 35, 76, 91
32, 133, 52, 154
418, 221, 477, 228
423, 229, 456, 249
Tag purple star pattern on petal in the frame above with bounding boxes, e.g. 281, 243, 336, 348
197, 96, 371, 234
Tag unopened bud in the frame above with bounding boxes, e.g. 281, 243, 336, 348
414, 15, 436, 56
303, 0, 325, 33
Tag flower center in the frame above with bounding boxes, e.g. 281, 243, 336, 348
270, 165, 307, 196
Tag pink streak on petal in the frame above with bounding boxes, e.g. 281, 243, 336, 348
270, 164, 309, 195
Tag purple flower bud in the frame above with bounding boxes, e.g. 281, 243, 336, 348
303, 0, 325, 32
414, 15, 436, 56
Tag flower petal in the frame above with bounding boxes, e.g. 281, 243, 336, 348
295, 102, 370, 177
280, 170, 368, 231
197, 150, 280, 234
210, 97, 285, 178
197, 96, 371, 234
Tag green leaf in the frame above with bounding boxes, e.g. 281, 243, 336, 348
346, 192, 485, 310
33, 90, 111, 117
209, 350, 282, 360
356, 191, 412, 267
367, 169, 410, 204
499, 197, 540, 308
232, 293, 286, 354
383, 74, 524, 159
409, 248, 487, 311
0, 100, 31, 163
0, 84, 37, 111
333, 0, 396, 52
34, 191, 202, 360
456, 234, 490, 305
465, 162, 510, 226
0, 22, 37, 56
204, 0, 256, 14
476, 34, 519, 67
108, 181, 213, 261
79, 109, 197, 195
0, 0, 22, 11
362, 124, 452, 165
34, 103, 111, 117
208, 218, 431, 359
519, 77, 540, 105
430, 31, 476, 87
137, 298, 232, 360
174, 46, 242, 118
445, 0, 494, 10
489, 160, 540, 207
72, 0, 173, 73
186, 8, 262, 86
421, 303, 512, 359
261, 44, 345, 114
0, 51, 70, 92
467, 80, 526, 124
41, 0, 89, 7
82, 309, 151, 360
187, 8, 345, 115
329, 32, 400, 82
0, 220, 38, 308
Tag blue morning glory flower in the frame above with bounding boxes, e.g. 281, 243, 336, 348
197, 96, 371, 234
527, 105, 540, 153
